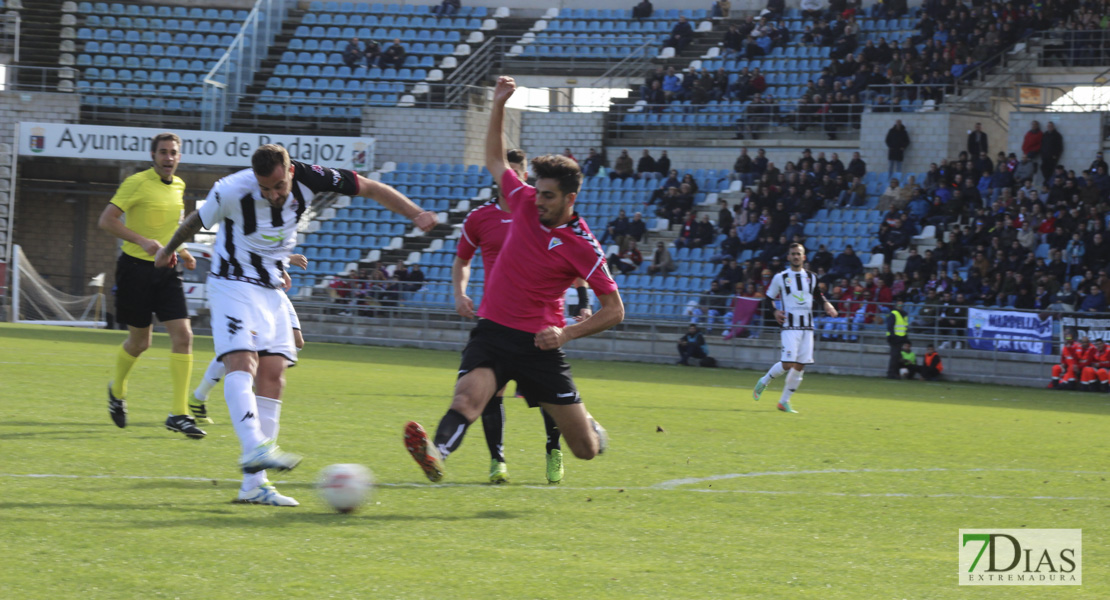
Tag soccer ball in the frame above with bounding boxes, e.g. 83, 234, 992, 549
317, 463, 375, 513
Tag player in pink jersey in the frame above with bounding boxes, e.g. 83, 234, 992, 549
405, 76, 625, 483
453, 149, 591, 484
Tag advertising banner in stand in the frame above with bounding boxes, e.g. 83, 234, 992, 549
722, 296, 761, 340
1059, 315, 1110, 342
967, 307, 1053, 355
17, 122, 374, 174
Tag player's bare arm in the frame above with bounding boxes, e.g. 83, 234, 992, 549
485, 76, 516, 184
536, 290, 624, 350
289, 254, 309, 269
98, 203, 162, 257
154, 211, 204, 268
824, 300, 838, 318
356, 175, 437, 232
451, 255, 476, 319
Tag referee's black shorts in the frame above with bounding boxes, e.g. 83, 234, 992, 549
458, 319, 581, 407
113, 253, 189, 329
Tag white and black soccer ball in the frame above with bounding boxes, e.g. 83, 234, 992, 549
899, 367, 910, 379
317, 463, 375, 513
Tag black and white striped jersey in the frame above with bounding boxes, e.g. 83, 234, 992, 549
765, 268, 825, 330
198, 161, 358, 288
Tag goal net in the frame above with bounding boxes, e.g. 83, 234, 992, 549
10, 245, 107, 328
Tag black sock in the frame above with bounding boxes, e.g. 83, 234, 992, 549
541, 408, 562, 452
433, 408, 471, 460
481, 395, 506, 462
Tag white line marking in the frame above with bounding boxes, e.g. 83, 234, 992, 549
0, 471, 1106, 501
652, 467, 1107, 489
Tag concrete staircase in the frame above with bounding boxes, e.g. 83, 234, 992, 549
13, 0, 65, 91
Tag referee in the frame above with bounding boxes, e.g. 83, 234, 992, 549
97, 132, 205, 439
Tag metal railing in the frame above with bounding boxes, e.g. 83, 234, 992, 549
202, 0, 292, 131
444, 35, 497, 108
500, 35, 660, 73
1039, 29, 1110, 68
0, 64, 69, 92
606, 101, 869, 140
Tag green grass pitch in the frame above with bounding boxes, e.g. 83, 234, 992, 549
0, 323, 1106, 599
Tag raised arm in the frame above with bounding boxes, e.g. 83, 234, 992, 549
356, 175, 437, 232
485, 76, 516, 185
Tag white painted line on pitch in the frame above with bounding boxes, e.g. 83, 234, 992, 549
1, 473, 1106, 501
653, 467, 1110, 490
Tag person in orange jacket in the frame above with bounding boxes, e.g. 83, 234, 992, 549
1049, 332, 1084, 390
922, 344, 944, 381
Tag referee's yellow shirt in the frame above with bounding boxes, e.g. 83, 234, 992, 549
110, 167, 186, 261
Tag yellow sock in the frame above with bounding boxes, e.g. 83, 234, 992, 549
112, 345, 140, 398
169, 353, 193, 416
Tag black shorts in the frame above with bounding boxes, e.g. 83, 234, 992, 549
458, 319, 580, 407
113, 253, 189, 328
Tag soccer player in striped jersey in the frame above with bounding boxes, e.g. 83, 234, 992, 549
156, 144, 437, 505
453, 149, 590, 484
752, 243, 837, 413
405, 76, 623, 483
191, 254, 309, 417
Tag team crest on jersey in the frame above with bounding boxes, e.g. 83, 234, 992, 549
548, 237, 563, 250
312, 165, 326, 177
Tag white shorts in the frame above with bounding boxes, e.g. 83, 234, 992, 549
208, 278, 297, 364
780, 329, 815, 365
282, 293, 301, 331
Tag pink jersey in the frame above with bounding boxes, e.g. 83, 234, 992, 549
477, 169, 618, 333
456, 199, 511, 273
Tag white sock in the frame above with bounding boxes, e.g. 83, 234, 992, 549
764, 361, 786, 381
224, 371, 266, 454
194, 358, 226, 402
239, 397, 283, 493
256, 396, 282, 441
241, 471, 267, 493
780, 369, 803, 404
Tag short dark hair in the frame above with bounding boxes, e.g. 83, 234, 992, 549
150, 132, 181, 154
507, 148, 526, 165
530, 154, 581, 195
788, 242, 806, 253
252, 144, 291, 176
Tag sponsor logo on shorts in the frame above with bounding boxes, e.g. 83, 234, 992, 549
227, 316, 243, 336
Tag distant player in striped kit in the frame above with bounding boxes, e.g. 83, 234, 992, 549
752, 243, 837, 413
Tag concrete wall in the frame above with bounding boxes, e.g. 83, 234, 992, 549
361, 105, 521, 167
1007, 111, 1102, 183
520, 111, 605, 163
0, 91, 81, 264
276, 311, 1054, 388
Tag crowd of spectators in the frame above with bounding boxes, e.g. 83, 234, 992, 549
341, 37, 406, 69
634, 0, 1110, 135
329, 260, 425, 315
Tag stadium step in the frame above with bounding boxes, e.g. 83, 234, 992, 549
14, 0, 66, 90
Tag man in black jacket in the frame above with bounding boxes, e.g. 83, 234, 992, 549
967, 122, 988, 156
1040, 121, 1064, 183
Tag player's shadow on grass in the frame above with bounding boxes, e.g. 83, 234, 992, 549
130, 509, 527, 528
